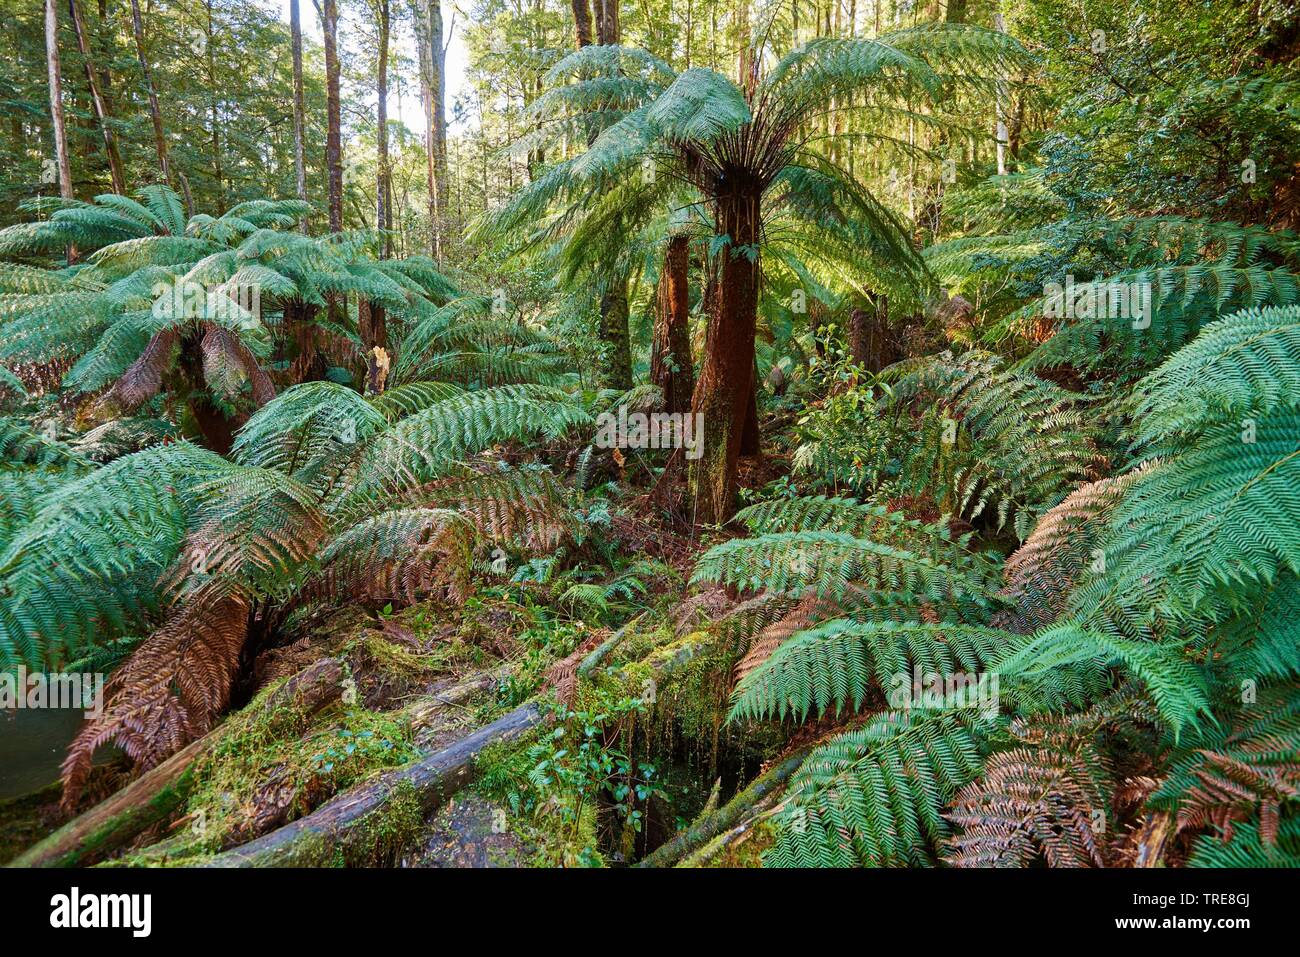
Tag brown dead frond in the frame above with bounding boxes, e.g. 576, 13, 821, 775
734, 592, 845, 684
995, 471, 1139, 631
101, 328, 177, 412
944, 742, 1111, 868
60, 594, 249, 810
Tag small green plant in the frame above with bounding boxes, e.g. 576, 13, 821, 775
516, 692, 666, 866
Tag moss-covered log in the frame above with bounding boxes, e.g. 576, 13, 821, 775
205, 702, 541, 867
11, 657, 345, 868
637, 747, 809, 868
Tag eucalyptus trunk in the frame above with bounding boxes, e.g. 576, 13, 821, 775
290, 0, 308, 231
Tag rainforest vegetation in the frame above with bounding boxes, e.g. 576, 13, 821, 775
0, 0, 1298, 870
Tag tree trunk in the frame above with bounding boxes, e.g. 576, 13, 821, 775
68, 0, 125, 194
206, 703, 542, 866
599, 278, 633, 391
128, 0, 190, 212
357, 297, 387, 353
322, 0, 343, 234
286, 301, 327, 384
594, 0, 619, 44
290, 0, 308, 231
376, 0, 390, 249
650, 235, 694, 415
45, 0, 74, 204
572, 0, 593, 46
689, 187, 761, 524
413, 0, 447, 261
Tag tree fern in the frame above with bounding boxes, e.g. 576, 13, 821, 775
765, 709, 988, 867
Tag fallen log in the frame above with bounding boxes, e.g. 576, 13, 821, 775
206, 702, 542, 866
11, 657, 346, 868
208, 622, 705, 866
637, 747, 809, 868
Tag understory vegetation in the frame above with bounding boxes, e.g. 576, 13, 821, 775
1, 0, 1298, 869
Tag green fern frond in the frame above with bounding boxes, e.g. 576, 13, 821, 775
765, 710, 988, 867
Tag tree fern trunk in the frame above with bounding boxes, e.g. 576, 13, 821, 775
650, 235, 694, 415
690, 186, 761, 524
599, 277, 633, 391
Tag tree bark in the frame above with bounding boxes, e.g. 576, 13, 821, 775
286, 301, 327, 384
594, 0, 619, 44
376, 0, 391, 249
45, 0, 75, 263
290, 0, 308, 232
599, 277, 633, 391
10, 658, 345, 868
572, 0, 593, 46
649, 235, 694, 415
688, 186, 761, 524
68, 0, 125, 195
322, 0, 343, 234
413, 0, 448, 261
366, 0, 391, 355
45, 0, 74, 204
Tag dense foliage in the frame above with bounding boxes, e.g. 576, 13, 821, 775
1, 0, 1297, 870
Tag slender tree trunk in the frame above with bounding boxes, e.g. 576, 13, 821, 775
376, 0, 390, 246
45, 0, 75, 264
993, 11, 1009, 177
128, 0, 190, 212
689, 186, 761, 524
592, 0, 631, 390
366, 0, 391, 355
206, 1, 225, 213
68, 0, 125, 194
650, 235, 694, 415
413, 0, 447, 261
322, 0, 343, 234
45, 0, 73, 203
290, 0, 308, 232
572, 0, 593, 46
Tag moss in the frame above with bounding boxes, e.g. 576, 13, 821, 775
681, 816, 777, 868
344, 780, 425, 866
110, 676, 419, 865
0, 783, 60, 864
